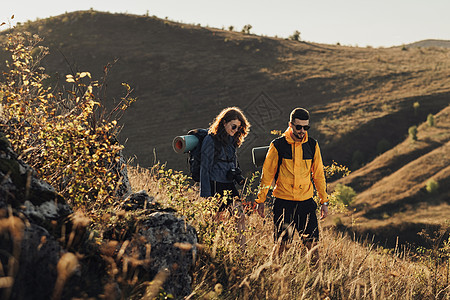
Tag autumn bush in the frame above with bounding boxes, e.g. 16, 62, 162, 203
427, 113, 435, 127
335, 183, 357, 206
0, 31, 135, 210
408, 125, 418, 141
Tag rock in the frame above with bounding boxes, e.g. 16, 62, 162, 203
0, 131, 197, 298
139, 212, 198, 298
121, 189, 155, 211
9, 223, 62, 300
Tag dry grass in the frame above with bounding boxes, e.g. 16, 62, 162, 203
128, 165, 450, 299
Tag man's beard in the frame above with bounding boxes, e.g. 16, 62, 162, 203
293, 132, 303, 140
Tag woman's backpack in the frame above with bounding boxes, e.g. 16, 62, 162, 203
187, 129, 221, 182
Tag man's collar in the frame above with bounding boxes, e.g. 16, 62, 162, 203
284, 127, 308, 144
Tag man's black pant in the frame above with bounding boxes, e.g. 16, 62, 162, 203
273, 197, 319, 243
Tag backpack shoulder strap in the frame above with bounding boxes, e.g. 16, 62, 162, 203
307, 137, 317, 162
210, 134, 221, 163
272, 136, 287, 181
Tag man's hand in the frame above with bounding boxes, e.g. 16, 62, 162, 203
320, 204, 328, 220
256, 203, 265, 218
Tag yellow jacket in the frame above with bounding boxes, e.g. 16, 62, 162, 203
256, 127, 327, 204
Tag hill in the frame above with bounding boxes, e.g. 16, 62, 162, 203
405, 39, 450, 48
1, 10, 449, 246
328, 105, 449, 246
1, 11, 449, 172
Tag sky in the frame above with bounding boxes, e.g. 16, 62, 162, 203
2, 0, 450, 47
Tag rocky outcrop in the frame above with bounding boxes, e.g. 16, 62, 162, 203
114, 190, 198, 297
139, 211, 198, 297
0, 133, 197, 299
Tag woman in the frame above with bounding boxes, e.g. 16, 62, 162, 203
200, 106, 250, 210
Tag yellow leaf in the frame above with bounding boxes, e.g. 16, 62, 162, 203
79, 72, 91, 78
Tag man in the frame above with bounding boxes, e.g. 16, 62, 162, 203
256, 107, 328, 252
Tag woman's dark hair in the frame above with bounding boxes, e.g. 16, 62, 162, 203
290, 107, 310, 122
209, 107, 250, 147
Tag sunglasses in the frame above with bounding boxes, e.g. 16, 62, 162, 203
292, 123, 310, 131
231, 124, 241, 131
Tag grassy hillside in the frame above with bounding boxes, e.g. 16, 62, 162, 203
1, 11, 449, 172
328, 105, 450, 246
1, 10, 449, 247
128, 165, 450, 299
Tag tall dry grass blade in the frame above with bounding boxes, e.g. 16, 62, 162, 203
52, 252, 79, 300
211, 226, 221, 259
143, 268, 170, 299
250, 260, 272, 281
0, 276, 13, 288
370, 260, 377, 300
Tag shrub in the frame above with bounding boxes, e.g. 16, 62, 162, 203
289, 30, 301, 41
324, 161, 350, 182
409, 125, 418, 141
335, 183, 356, 206
0, 32, 135, 209
413, 101, 420, 115
241, 24, 252, 34
427, 113, 435, 127
376, 138, 391, 154
228, 25, 234, 31
351, 150, 365, 170
425, 179, 439, 194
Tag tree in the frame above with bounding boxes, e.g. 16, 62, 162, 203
409, 125, 418, 141
335, 184, 356, 206
427, 114, 435, 127
241, 24, 252, 34
289, 30, 301, 41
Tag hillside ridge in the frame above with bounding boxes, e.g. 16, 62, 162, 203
406, 39, 450, 48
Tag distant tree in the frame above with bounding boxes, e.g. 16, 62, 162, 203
241, 24, 252, 34
427, 113, 435, 127
413, 101, 420, 115
425, 178, 439, 194
409, 125, 418, 141
335, 184, 356, 206
376, 138, 391, 154
289, 30, 301, 41
228, 25, 234, 31
351, 150, 365, 170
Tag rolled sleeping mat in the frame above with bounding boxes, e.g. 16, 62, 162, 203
172, 135, 200, 154
252, 146, 269, 167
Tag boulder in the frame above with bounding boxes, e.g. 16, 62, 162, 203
0, 133, 197, 299
139, 211, 198, 297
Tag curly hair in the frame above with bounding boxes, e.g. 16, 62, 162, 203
208, 107, 250, 147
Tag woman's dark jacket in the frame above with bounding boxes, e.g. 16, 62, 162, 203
200, 134, 237, 197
